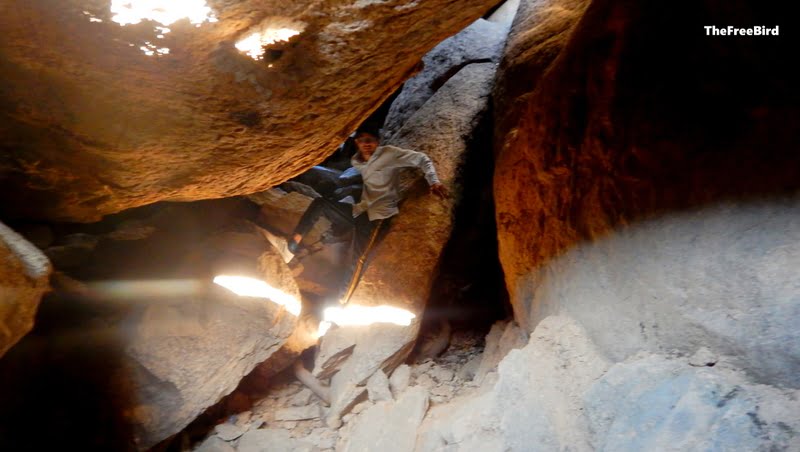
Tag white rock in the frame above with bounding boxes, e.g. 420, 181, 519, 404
413, 360, 434, 376
233, 411, 251, 427
367, 369, 393, 402
389, 364, 411, 396
429, 367, 454, 383
475, 320, 527, 383
213, 423, 245, 441
457, 354, 482, 381
350, 401, 372, 415
430, 385, 454, 398
289, 388, 314, 406
340, 387, 430, 452
415, 373, 436, 388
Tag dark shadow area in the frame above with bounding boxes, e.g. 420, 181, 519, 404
0, 287, 137, 451
419, 102, 511, 343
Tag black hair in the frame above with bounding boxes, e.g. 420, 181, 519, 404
354, 127, 380, 139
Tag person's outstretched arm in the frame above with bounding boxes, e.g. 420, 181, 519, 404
385, 146, 449, 198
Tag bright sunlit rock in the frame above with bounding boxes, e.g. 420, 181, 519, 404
235, 27, 302, 60
213, 275, 301, 316
110, 0, 217, 26
322, 305, 416, 329
316, 321, 333, 338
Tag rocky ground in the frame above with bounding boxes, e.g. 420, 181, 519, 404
191, 325, 509, 452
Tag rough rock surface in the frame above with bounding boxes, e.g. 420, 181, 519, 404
188, 328, 483, 452
198, 378, 337, 451
366, 369, 393, 402
493, 0, 800, 336
0, 0, 500, 222
473, 319, 526, 383
316, 61, 500, 427
382, 14, 513, 138
123, 247, 302, 447
339, 386, 429, 452
0, 222, 51, 357
415, 316, 800, 451
519, 200, 800, 388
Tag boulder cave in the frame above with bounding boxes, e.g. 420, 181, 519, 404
1, 0, 798, 451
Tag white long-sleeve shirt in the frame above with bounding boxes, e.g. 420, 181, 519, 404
350, 144, 441, 221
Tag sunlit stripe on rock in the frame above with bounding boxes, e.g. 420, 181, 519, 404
213, 275, 301, 315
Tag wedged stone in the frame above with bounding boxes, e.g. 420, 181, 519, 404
0, 221, 51, 358
320, 61, 499, 427
339, 386, 430, 452
382, 15, 513, 137
487, 0, 521, 24
214, 423, 246, 442
312, 326, 360, 379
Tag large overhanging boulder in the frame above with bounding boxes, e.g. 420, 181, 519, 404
0, 0, 500, 222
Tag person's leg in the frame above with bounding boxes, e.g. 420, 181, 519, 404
338, 215, 390, 304
290, 197, 354, 251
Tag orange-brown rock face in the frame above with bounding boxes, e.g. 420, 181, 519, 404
0, 222, 51, 358
0, 0, 499, 222
493, 0, 800, 327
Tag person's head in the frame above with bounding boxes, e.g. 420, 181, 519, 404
354, 129, 380, 161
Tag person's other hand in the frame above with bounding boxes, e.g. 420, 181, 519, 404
430, 183, 449, 199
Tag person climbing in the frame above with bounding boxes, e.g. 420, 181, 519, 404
275, 127, 449, 304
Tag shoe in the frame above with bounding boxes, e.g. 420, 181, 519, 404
261, 229, 296, 264
273, 237, 296, 264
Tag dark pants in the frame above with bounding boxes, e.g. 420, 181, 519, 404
293, 197, 388, 303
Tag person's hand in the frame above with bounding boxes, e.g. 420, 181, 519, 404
430, 183, 449, 199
